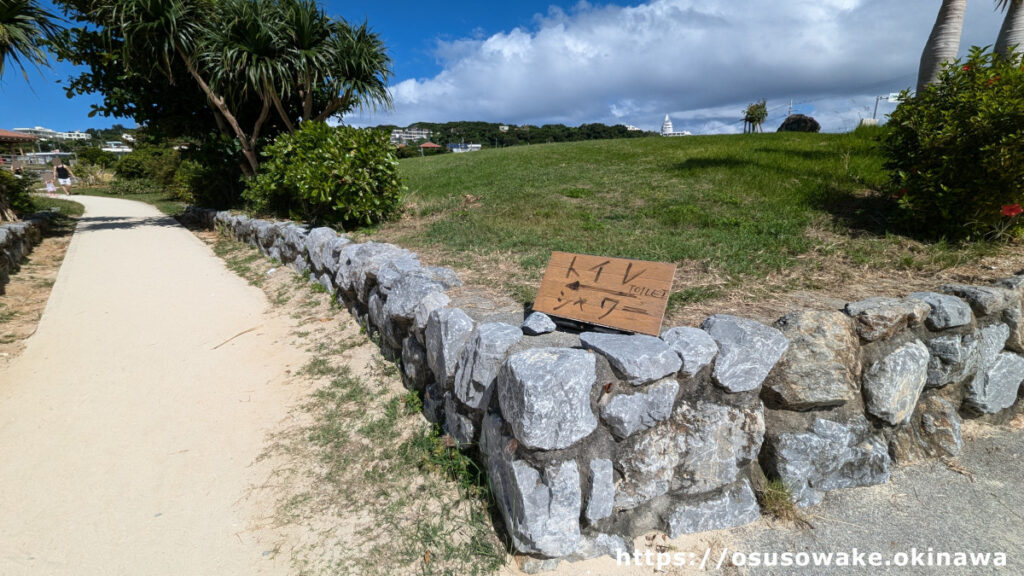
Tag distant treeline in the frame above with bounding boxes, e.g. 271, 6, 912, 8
376, 121, 657, 151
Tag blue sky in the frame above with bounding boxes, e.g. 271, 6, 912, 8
0, 0, 1009, 135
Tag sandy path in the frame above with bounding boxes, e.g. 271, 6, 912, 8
0, 196, 305, 575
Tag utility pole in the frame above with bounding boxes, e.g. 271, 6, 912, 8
788, 99, 793, 116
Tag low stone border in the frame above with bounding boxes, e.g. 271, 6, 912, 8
192, 207, 1024, 572
0, 212, 59, 294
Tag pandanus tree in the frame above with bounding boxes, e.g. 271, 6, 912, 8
917, 0, 969, 93
54, 0, 392, 175
996, 0, 1024, 57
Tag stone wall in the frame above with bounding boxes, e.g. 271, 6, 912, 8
197, 208, 1024, 571
0, 212, 58, 294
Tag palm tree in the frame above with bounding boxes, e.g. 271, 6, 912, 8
917, 0, 968, 94
996, 0, 1024, 57
0, 0, 61, 81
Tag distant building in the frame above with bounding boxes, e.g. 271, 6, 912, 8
660, 115, 691, 137
390, 126, 432, 145
625, 125, 642, 132
13, 126, 91, 141
499, 125, 510, 133
448, 143, 482, 153
100, 141, 133, 154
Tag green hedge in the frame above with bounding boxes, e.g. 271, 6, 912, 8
884, 47, 1024, 239
243, 123, 403, 227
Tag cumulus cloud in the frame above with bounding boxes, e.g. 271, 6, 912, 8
351, 0, 1005, 133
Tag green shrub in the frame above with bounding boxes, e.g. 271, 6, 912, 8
76, 147, 118, 169
176, 137, 246, 208
115, 146, 180, 186
883, 47, 1024, 239
0, 170, 34, 216
244, 123, 403, 227
108, 178, 163, 196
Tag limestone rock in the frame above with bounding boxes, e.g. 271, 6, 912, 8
453, 323, 523, 411
666, 479, 761, 538
890, 395, 963, 461
764, 310, 860, 410
580, 332, 682, 386
303, 227, 337, 271
941, 284, 1017, 317
907, 292, 973, 331
383, 275, 444, 323
585, 459, 615, 523
522, 312, 557, 336
375, 255, 423, 295
481, 414, 582, 557
401, 336, 432, 391
762, 417, 891, 507
614, 400, 764, 510
701, 315, 788, 393
844, 297, 930, 341
660, 326, 718, 377
923, 332, 980, 388
862, 339, 930, 425
497, 348, 598, 451
600, 379, 679, 439
413, 292, 451, 344
444, 392, 476, 445
964, 351, 1024, 414
425, 307, 475, 386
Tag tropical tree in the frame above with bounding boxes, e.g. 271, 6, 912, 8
0, 0, 60, 81
996, 0, 1024, 57
917, 0, 969, 93
743, 100, 768, 134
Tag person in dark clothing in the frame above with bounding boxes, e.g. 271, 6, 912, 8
53, 160, 76, 195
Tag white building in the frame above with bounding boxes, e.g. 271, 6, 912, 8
448, 143, 482, 153
13, 126, 91, 141
660, 115, 691, 137
100, 141, 133, 154
390, 126, 432, 145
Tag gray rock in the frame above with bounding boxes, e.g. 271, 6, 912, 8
908, 292, 973, 330
964, 352, 1024, 414
424, 266, 462, 289
481, 414, 582, 557
401, 336, 432, 391
862, 339, 930, 425
890, 395, 963, 461
453, 323, 523, 411
425, 307, 475, 386
519, 533, 632, 573
319, 235, 350, 277
383, 275, 444, 323
422, 381, 444, 424
354, 243, 416, 302
762, 417, 891, 507
941, 284, 1017, 317
600, 379, 679, 439
585, 459, 615, 524
701, 315, 789, 393
497, 348, 598, 451
924, 332, 980, 388
580, 332, 682, 386
443, 392, 477, 445
844, 297, 931, 341
660, 326, 718, 377
614, 400, 764, 509
765, 310, 860, 411
303, 227, 337, 272
413, 292, 451, 344
375, 255, 423, 295
1002, 305, 1024, 353
666, 479, 761, 538
522, 312, 557, 336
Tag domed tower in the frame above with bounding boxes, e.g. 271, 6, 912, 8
661, 114, 673, 136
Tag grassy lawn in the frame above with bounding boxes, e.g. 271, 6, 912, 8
362, 130, 1011, 323
73, 187, 187, 217
31, 196, 85, 218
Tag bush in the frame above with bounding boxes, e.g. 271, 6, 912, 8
883, 47, 1024, 239
176, 136, 247, 208
77, 147, 118, 169
115, 146, 180, 186
0, 170, 34, 218
108, 178, 163, 196
244, 123, 403, 227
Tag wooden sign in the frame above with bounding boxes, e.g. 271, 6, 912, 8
534, 251, 676, 336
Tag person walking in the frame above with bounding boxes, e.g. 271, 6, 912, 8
53, 160, 75, 195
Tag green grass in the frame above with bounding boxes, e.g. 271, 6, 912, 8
75, 187, 186, 217
31, 196, 85, 218
362, 130, 1001, 310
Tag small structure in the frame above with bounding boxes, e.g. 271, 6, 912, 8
101, 141, 133, 154
448, 143, 482, 153
660, 115, 691, 137
0, 129, 38, 168
390, 126, 432, 145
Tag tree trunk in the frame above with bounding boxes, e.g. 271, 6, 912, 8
996, 0, 1024, 58
0, 197, 16, 223
917, 0, 968, 94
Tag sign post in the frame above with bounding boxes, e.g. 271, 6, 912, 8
533, 251, 676, 336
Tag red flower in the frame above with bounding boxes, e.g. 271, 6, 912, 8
963, 65, 972, 71
1002, 204, 1023, 218
894, 188, 907, 199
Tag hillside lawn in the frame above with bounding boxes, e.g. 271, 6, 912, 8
361, 131, 1024, 326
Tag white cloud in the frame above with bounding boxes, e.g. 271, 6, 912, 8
351, 0, 1005, 133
